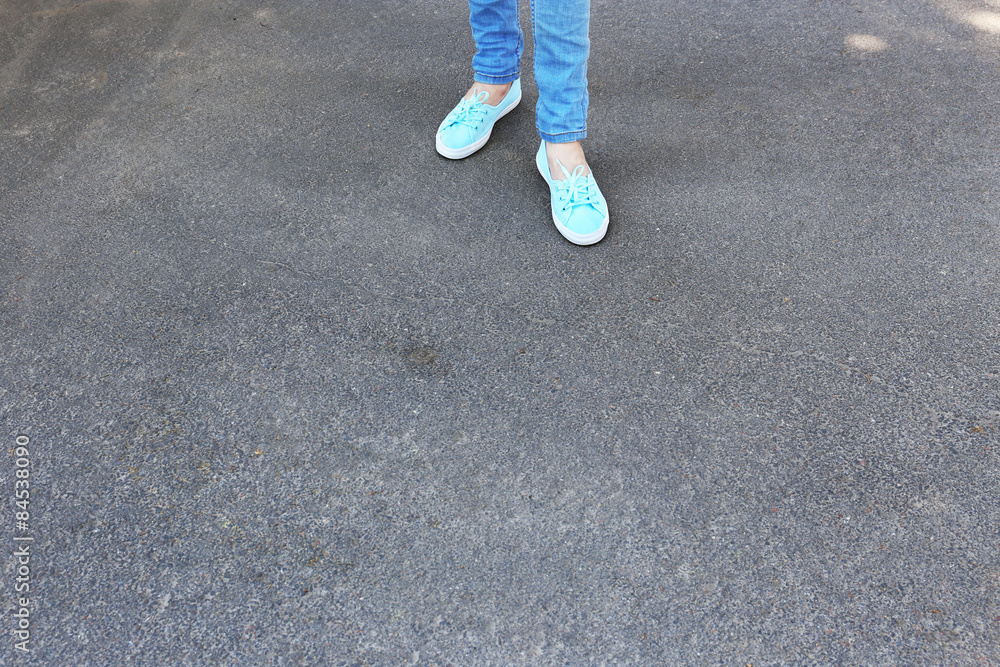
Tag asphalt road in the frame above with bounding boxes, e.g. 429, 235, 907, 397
2, 0, 999, 664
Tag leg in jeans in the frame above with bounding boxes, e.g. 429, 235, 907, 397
469, 0, 522, 86
435, 0, 524, 158
530, 0, 589, 144
530, 0, 608, 244
530, 0, 591, 178
461, 0, 522, 106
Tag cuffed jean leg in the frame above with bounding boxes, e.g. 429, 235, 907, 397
469, 0, 523, 85
530, 0, 590, 143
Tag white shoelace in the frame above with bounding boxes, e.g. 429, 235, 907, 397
553, 161, 601, 214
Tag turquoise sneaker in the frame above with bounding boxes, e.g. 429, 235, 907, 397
436, 79, 521, 159
536, 141, 610, 245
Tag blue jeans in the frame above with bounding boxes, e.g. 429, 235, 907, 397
468, 0, 590, 143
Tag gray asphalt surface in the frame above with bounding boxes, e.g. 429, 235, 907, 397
2, 0, 999, 664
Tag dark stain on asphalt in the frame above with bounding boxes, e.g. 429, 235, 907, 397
407, 347, 437, 365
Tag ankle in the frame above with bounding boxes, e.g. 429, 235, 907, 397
546, 141, 589, 180
466, 81, 512, 107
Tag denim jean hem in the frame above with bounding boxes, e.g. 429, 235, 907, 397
537, 128, 587, 143
474, 71, 520, 85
